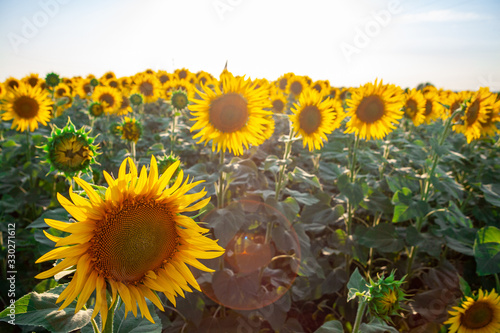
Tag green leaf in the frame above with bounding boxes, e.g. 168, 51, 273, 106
314, 320, 344, 333
481, 184, 500, 207
283, 188, 319, 205
359, 318, 399, 333
30, 205, 67, 226
391, 187, 429, 222
347, 268, 369, 302
474, 226, 500, 276
0, 285, 92, 333
357, 223, 404, 253
337, 174, 364, 207
290, 167, 321, 189
113, 299, 161, 333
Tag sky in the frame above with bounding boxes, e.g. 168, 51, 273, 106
0, 0, 499, 91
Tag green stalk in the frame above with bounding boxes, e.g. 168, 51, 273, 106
101, 296, 118, 333
352, 300, 368, 333
217, 150, 226, 209
346, 135, 360, 235
170, 110, 177, 155
275, 125, 295, 201
406, 108, 462, 273
131, 141, 136, 165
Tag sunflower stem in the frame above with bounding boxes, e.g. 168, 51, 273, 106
217, 150, 226, 209
170, 110, 177, 155
346, 134, 360, 235
406, 107, 462, 274
352, 299, 368, 333
275, 125, 294, 201
102, 296, 118, 333
131, 141, 136, 165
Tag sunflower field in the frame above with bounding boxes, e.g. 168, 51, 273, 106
0, 69, 499, 333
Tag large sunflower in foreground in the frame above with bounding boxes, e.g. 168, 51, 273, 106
444, 289, 500, 333
453, 87, 496, 143
290, 88, 344, 151
36, 156, 224, 326
189, 72, 273, 155
1, 82, 52, 132
345, 79, 404, 140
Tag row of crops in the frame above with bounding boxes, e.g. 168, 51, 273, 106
0, 68, 499, 332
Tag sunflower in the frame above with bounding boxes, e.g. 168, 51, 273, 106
129, 93, 144, 107
311, 80, 330, 95
92, 86, 122, 115
444, 289, 500, 333
446, 91, 472, 120
329, 87, 340, 100
367, 271, 408, 324
131, 74, 162, 104
345, 80, 404, 140
116, 96, 133, 116
286, 75, 309, 98
171, 90, 189, 111
54, 83, 72, 99
88, 102, 104, 118
1, 82, 52, 132
174, 68, 194, 82
269, 90, 288, 114
119, 116, 143, 143
422, 94, 444, 124
42, 118, 99, 177
290, 88, 344, 151
403, 88, 426, 126
118, 76, 132, 95
189, 72, 273, 155
104, 78, 120, 90
101, 71, 116, 81
339, 87, 352, 103
75, 78, 93, 100
480, 97, 500, 138
22, 73, 43, 88
453, 87, 496, 143
276, 72, 294, 92
4, 77, 20, 92
157, 70, 172, 86
157, 154, 182, 185
35, 156, 224, 327
196, 71, 215, 87
45, 72, 61, 88
0, 82, 6, 101
163, 79, 194, 101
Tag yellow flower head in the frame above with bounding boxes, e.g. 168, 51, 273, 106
445, 289, 500, 333
189, 72, 273, 155
453, 87, 497, 143
131, 74, 162, 104
1, 82, 52, 132
36, 156, 224, 327
403, 88, 426, 126
290, 88, 344, 151
345, 79, 404, 140
92, 86, 123, 115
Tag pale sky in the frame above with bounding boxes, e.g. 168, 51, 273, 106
0, 0, 499, 91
